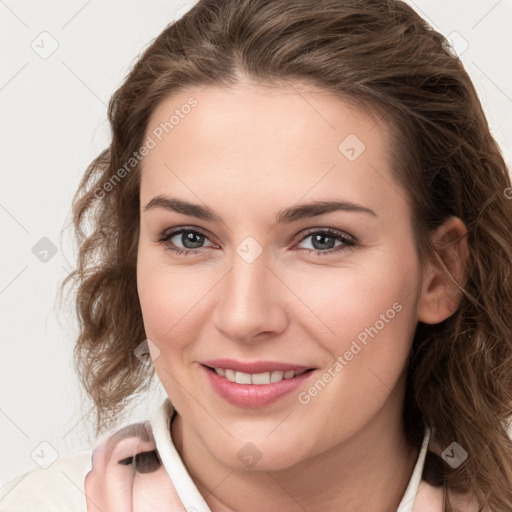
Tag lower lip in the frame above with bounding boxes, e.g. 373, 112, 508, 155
202, 365, 314, 407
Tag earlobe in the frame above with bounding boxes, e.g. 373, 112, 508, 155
417, 216, 469, 325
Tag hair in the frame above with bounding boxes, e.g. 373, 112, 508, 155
60, 0, 512, 510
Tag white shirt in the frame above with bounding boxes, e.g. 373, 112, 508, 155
0, 398, 474, 511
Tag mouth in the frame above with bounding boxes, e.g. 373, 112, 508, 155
200, 359, 317, 407
203, 365, 313, 385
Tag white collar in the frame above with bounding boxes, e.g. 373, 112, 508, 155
151, 398, 431, 512
397, 424, 432, 511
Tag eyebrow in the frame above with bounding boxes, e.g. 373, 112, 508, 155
144, 195, 377, 223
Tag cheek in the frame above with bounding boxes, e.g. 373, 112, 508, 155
287, 248, 421, 414
292, 278, 417, 448
136, 264, 193, 402
136, 253, 213, 360
290, 259, 417, 347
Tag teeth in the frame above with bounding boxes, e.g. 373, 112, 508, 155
214, 367, 307, 384
251, 372, 271, 385
235, 371, 252, 384
270, 370, 283, 383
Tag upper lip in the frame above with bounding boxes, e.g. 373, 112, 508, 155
202, 358, 315, 374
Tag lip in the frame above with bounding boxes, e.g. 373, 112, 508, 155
201, 358, 313, 374
200, 361, 316, 408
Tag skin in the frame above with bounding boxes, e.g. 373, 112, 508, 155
136, 78, 468, 512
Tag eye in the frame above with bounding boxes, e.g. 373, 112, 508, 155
295, 228, 357, 255
155, 227, 216, 255
155, 227, 357, 256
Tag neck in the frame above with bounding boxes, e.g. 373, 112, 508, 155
171, 388, 420, 512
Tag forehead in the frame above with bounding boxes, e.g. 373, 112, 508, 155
140, 82, 405, 220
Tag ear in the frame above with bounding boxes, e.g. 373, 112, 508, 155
417, 216, 469, 325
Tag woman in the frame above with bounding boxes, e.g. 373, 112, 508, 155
1, 0, 511, 510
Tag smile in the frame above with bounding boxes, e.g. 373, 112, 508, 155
212, 367, 309, 385
200, 360, 316, 407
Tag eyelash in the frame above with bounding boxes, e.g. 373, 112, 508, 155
155, 227, 357, 257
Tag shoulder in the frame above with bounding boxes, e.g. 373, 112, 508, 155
412, 479, 490, 512
0, 451, 92, 511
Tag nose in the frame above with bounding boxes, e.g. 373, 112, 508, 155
212, 250, 288, 343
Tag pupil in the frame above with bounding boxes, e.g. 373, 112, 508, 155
182, 232, 204, 249
312, 234, 334, 250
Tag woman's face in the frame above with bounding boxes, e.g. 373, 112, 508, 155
137, 80, 426, 470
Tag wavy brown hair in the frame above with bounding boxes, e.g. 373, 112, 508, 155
60, 0, 512, 510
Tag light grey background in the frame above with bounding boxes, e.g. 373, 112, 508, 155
1, 0, 511, 486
